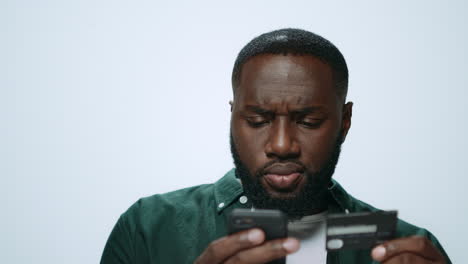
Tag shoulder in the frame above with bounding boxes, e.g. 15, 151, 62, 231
331, 181, 430, 236
101, 183, 219, 263
349, 194, 450, 261
345, 191, 447, 250
119, 169, 240, 228
329, 180, 439, 241
346, 193, 431, 236
122, 183, 215, 223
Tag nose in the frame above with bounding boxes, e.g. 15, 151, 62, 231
265, 117, 300, 159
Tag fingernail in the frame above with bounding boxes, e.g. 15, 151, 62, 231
371, 246, 386, 260
282, 238, 300, 253
248, 229, 263, 243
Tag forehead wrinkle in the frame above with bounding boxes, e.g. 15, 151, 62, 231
252, 82, 313, 94
253, 61, 317, 85
236, 54, 338, 110
253, 79, 317, 88
253, 94, 314, 112
254, 55, 326, 84
251, 85, 314, 105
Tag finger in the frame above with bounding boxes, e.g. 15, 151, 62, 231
225, 237, 300, 264
195, 228, 265, 264
371, 236, 445, 263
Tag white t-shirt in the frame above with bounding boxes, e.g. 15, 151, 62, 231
287, 211, 328, 264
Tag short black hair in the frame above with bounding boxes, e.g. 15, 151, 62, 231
232, 28, 348, 100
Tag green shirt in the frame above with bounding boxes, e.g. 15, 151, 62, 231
101, 169, 451, 264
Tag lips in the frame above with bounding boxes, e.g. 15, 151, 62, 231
263, 163, 304, 191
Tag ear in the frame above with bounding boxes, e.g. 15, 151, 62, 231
229, 100, 233, 112
341, 102, 353, 143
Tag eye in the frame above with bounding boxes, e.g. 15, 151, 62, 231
297, 118, 323, 128
246, 116, 270, 128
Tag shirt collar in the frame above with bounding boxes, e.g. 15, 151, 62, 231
214, 168, 354, 214
327, 179, 353, 213
214, 168, 244, 213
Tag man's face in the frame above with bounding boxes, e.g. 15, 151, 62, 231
230, 54, 352, 217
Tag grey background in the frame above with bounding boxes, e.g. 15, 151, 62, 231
1, 0, 467, 263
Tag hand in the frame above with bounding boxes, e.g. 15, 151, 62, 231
194, 228, 300, 264
371, 236, 446, 263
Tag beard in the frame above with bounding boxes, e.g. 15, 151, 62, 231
230, 132, 343, 220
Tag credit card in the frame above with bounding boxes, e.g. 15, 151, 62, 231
326, 210, 398, 251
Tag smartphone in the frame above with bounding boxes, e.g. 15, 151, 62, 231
227, 208, 287, 264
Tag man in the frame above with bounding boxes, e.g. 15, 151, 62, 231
101, 28, 451, 263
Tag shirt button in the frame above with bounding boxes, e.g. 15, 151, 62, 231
239, 196, 248, 204
218, 202, 225, 208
